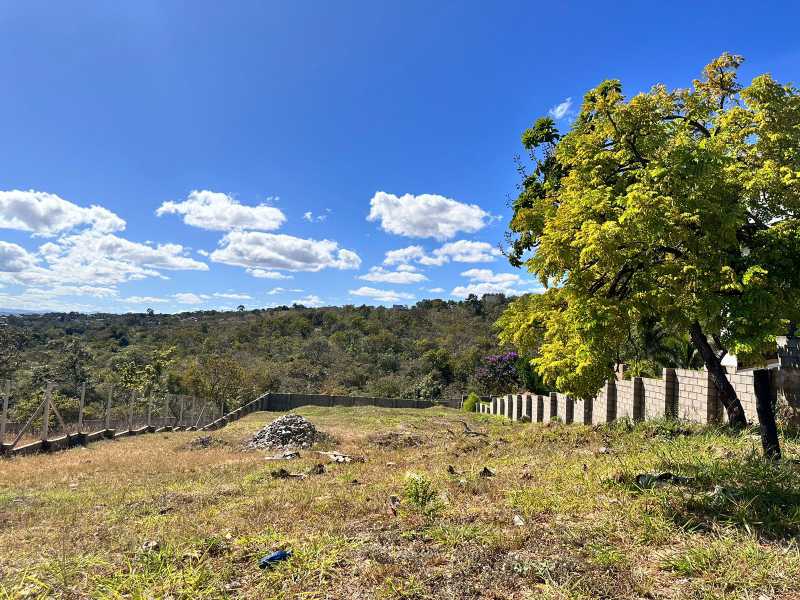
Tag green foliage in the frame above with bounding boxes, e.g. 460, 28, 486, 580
0, 324, 26, 378
402, 472, 443, 518
462, 391, 480, 413
3, 298, 510, 405
501, 53, 800, 399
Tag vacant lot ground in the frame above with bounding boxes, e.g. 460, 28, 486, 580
1, 406, 800, 599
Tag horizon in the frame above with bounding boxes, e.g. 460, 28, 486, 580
1, 1, 799, 313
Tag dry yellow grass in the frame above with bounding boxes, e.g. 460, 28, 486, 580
1, 406, 799, 599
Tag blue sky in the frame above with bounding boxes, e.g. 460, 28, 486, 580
1, 1, 798, 312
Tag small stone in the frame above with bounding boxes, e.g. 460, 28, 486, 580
513, 514, 526, 527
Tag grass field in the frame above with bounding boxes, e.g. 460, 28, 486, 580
1, 406, 800, 599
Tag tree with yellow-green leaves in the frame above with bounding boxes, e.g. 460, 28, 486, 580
499, 54, 800, 431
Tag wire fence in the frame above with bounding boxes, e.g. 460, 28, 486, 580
0, 379, 228, 453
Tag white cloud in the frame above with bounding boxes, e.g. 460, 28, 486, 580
213, 292, 253, 300
0, 189, 126, 236
349, 286, 415, 303
246, 268, 293, 280
267, 287, 304, 295
382, 240, 500, 269
303, 210, 327, 223
156, 190, 286, 232
0, 231, 208, 290
450, 267, 538, 298
367, 192, 490, 240
459, 268, 521, 284
125, 296, 168, 303
432, 240, 501, 264
210, 231, 361, 272
426, 287, 445, 293
384, 245, 427, 266
549, 97, 573, 120
174, 292, 209, 305
292, 294, 324, 307
451, 282, 518, 297
358, 266, 427, 284
0, 242, 39, 272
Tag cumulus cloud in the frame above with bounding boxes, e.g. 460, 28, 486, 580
431, 240, 501, 264
174, 292, 209, 305
156, 190, 286, 232
0, 231, 208, 290
358, 266, 427, 284
549, 97, 573, 120
267, 287, 304, 295
0, 189, 126, 236
459, 268, 520, 284
426, 287, 445, 293
0, 242, 39, 272
292, 294, 324, 307
367, 192, 490, 240
349, 286, 415, 303
210, 231, 361, 272
246, 268, 293, 280
212, 292, 252, 300
383, 240, 500, 269
125, 296, 168, 304
450, 267, 539, 298
383, 245, 427, 266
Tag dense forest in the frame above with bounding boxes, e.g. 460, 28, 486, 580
0, 294, 549, 421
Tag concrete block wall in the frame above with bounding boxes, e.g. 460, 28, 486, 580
543, 392, 557, 421
726, 369, 758, 424
641, 371, 674, 420
616, 378, 643, 421
592, 381, 616, 424
512, 394, 523, 421
534, 395, 545, 422
674, 369, 722, 423
521, 394, 533, 421
576, 398, 592, 424
555, 393, 574, 424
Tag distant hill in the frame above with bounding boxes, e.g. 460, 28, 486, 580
1, 295, 513, 400
0, 308, 40, 315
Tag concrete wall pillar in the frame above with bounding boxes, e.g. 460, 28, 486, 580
512, 394, 522, 421
522, 394, 533, 421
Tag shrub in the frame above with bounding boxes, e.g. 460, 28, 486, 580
403, 472, 443, 518
462, 391, 480, 413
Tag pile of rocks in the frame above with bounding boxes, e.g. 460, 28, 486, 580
246, 414, 318, 450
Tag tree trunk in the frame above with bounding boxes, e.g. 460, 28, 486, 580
689, 321, 747, 428
753, 369, 781, 460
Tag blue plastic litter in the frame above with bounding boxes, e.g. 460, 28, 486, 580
259, 549, 292, 569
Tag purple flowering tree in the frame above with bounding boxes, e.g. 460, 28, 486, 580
474, 351, 520, 395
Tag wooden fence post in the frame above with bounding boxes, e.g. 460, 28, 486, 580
105, 385, 113, 430
179, 396, 184, 428
147, 394, 152, 428
41, 382, 53, 441
0, 380, 10, 445
77, 382, 86, 433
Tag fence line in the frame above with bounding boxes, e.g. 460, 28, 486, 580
0, 385, 456, 457
0, 379, 229, 457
